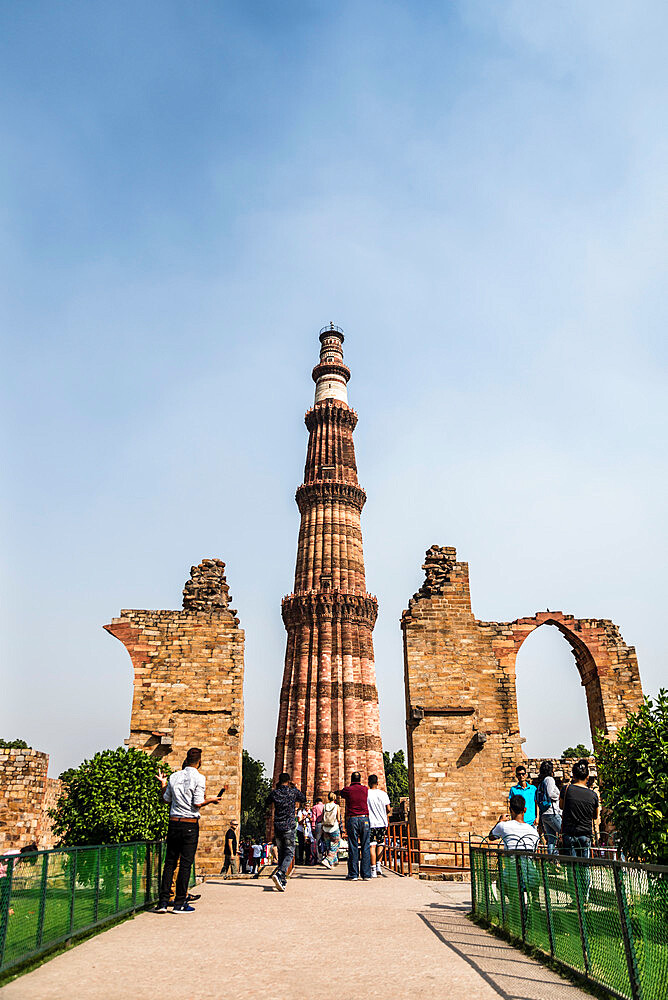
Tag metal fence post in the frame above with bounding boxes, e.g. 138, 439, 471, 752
538, 854, 555, 958
514, 854, 527, 942
132, 843, 138, 908
498, 853, 506, 928
115, 845, 121, 914
470, 843, 477, 912
571, 856, 590, 975
613, 863, 642, 1000
94, 846, 100, 923
481, 848, 491, 920
35, 853, 49, 950
154, 840, 163, 902
69, 848, 78, 936
407, 828, 413, 877
0, 856, 15, 971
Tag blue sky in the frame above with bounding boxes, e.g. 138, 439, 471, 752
1, 2, 666, 777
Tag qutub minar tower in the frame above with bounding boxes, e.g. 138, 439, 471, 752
272, 325, 385, 799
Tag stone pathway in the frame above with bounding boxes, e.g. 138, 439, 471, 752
1, 870, 593, 999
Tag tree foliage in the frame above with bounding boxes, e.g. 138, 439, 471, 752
0, 738, 29, 749
241, 750, 270, 840
562, 743, 592, 759
51, 747, 171, 846
383, 750, 409, 806
596, 690, 668, 864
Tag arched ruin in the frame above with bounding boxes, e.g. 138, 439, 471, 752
401, 545, 644, 843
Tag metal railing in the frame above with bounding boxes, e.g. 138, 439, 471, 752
0, 841, 172, 974
471, 844, 668, 1000
383, 823, 479, 875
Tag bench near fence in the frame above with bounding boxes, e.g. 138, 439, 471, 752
471, 843, 668, 1000
0, 840, 180, 975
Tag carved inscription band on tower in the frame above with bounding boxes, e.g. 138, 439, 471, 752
273, 326, 385, 798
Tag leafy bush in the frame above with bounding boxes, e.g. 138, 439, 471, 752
51, 747, 171, 846
562, 743, 592, 759
0, 738, 29, 749
241, 750, 270, 840
383, 750, 409, 806
596, 690, 668, 864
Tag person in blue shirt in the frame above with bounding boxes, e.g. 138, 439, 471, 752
508, 764, 538, 827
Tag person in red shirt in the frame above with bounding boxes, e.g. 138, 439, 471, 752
339, 772, 372, 881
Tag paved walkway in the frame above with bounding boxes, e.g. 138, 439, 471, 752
2, 869, 592, 1000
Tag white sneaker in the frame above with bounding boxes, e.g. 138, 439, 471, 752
376, 863, 382, 875
321, 858, 332, 869
371, 869, 378, 878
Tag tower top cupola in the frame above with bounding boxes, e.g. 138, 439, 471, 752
312, 323, 351, 405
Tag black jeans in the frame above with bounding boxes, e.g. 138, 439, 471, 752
296, 829, 306, 865
159, 820, 199, 907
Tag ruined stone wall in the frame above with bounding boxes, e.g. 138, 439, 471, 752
402, 546, 643, 844
105, 559, 244, 876
0, 749, 62, 852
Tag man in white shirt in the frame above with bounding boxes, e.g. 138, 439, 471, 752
367, 774, 391, 877
488, 795, 540, 851
489, 795, 541, 904
155, 747, 223, 913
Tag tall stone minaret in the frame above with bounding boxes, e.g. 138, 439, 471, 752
273, 324, 385, 798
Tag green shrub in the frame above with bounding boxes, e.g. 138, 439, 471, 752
562, 743, 592, 759
596, 690, 668, 864
383, 750, 409, 806
0, 738, 29, 749
241, 750, 270, 840
50, 747, 171, 846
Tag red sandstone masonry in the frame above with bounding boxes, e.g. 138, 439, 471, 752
273, 328, 385, 800
105, 559, 244, 876
402, 545, 644, 844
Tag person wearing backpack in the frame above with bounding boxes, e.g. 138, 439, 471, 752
536, 760, 562, 854
320, 791, 342, 870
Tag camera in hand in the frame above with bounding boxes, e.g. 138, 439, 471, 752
218, 787, 226, 798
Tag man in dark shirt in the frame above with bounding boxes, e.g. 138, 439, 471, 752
222, 820, 239, 878
560, 759, 599, 902
339, 771, 371, 881
265, 772, 306, 892
561, 760, 599, 853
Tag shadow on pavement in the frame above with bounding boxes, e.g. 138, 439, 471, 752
418, 904, 586, 1000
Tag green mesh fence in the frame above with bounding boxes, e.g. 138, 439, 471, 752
0, 840, 193, 974
471, 845, 668, 1000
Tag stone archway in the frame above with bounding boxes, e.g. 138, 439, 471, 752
402, 546, 643, 843
494, 610, 643, 749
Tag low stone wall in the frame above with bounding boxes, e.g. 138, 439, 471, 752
0, 748, 62, 852
525, 756, 598, 785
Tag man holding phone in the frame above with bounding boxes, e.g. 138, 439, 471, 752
155, 746, 224, 913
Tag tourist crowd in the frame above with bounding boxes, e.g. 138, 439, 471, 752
150, 743, 607, 915
152, 748, 392, 911
489, 758, 602, 862
265, 770, 391, 892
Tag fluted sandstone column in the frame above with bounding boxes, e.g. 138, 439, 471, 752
273, 325, 385, 799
